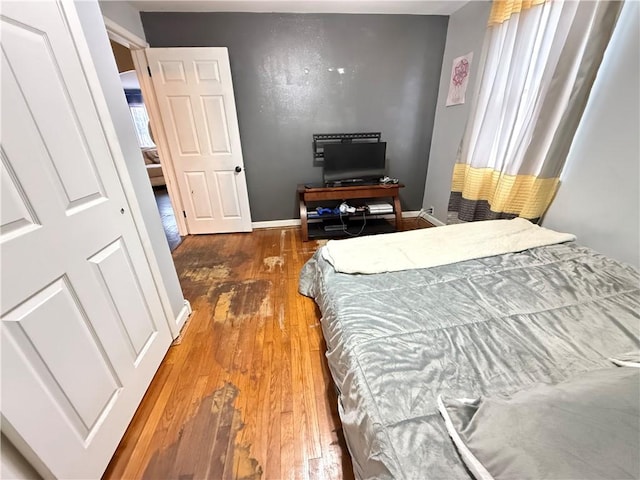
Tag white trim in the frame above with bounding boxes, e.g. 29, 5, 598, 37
101, 20, 186, 239
102, 16, 148, 49
130, 49, 189, 236
401, 210, 421, 218
174, 299, 192, 336
252, 218, 302, 229
437, 396, 495, 480
419, 210, 446, 226
251, 211, 423, 230
103, 16, 188, 238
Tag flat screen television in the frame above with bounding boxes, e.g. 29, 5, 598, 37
323, 142, 386, 185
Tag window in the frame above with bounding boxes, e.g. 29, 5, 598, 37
129, 104, 155, 148
124, 88, 155, 148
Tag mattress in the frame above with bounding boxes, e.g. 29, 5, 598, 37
299, 241, 640, 479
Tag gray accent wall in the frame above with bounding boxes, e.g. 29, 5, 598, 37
542, 1, 640, 268
422, 1, 491, 223
141, 13, 448, 221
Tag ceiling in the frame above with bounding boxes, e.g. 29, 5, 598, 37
129, 0, 469, 15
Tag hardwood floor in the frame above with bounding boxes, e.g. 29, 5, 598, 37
104, 220, 430, 480
154, 187, 182, 252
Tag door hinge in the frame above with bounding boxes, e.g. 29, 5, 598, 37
147, 66, 152, 77
183, 210, 187, 218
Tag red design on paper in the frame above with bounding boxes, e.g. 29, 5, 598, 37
452, 59, 470, 86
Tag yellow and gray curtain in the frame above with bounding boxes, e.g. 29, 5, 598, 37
449, 0, 623, 223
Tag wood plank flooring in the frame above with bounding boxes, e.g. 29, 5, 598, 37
104, 220, 430, 479
154, 187, 182, 252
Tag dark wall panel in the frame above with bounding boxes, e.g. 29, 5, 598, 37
142, 12, 448, 221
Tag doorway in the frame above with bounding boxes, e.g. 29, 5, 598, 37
104, 19, 253, 237
109, 39, 183, 251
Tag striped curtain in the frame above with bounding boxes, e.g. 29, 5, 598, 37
449, 0, 623, 223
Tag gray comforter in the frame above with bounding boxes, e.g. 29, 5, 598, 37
299, 242, 640, 479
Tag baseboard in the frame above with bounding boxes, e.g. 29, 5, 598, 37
376, 210, 422, 220
252, 218, 301, 229
402, 210, 421, 218
252, 211, 422, 230
418, 210, 446, 226
173, 299, 192, 340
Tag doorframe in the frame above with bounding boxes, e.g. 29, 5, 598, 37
96, 13, 190, 338
130, 49, 188, 236
103, 17, 188, 237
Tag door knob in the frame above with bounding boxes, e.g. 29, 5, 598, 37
235, 166, 242, 173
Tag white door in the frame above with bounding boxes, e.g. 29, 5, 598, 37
0, 2, 173, 478
146, 47, 253, 234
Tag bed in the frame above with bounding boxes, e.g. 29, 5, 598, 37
299, 219, 640, 479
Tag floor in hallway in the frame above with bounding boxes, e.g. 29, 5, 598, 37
154, 186, 182, 252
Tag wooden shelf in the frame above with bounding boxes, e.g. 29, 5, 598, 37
307, 218, 395, 239
297, 183, 404, 241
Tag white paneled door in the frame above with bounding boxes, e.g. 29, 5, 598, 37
0, 2, 172, 478
146, 47, 252, 234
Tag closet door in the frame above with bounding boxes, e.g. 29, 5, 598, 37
1, 1, 172, 478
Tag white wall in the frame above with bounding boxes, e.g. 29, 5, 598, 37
1, 435, 42, 480
542, 1, 639, 268
76, 1, 186, 318
98, 0, 146, 41
422, 1, 491, 222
